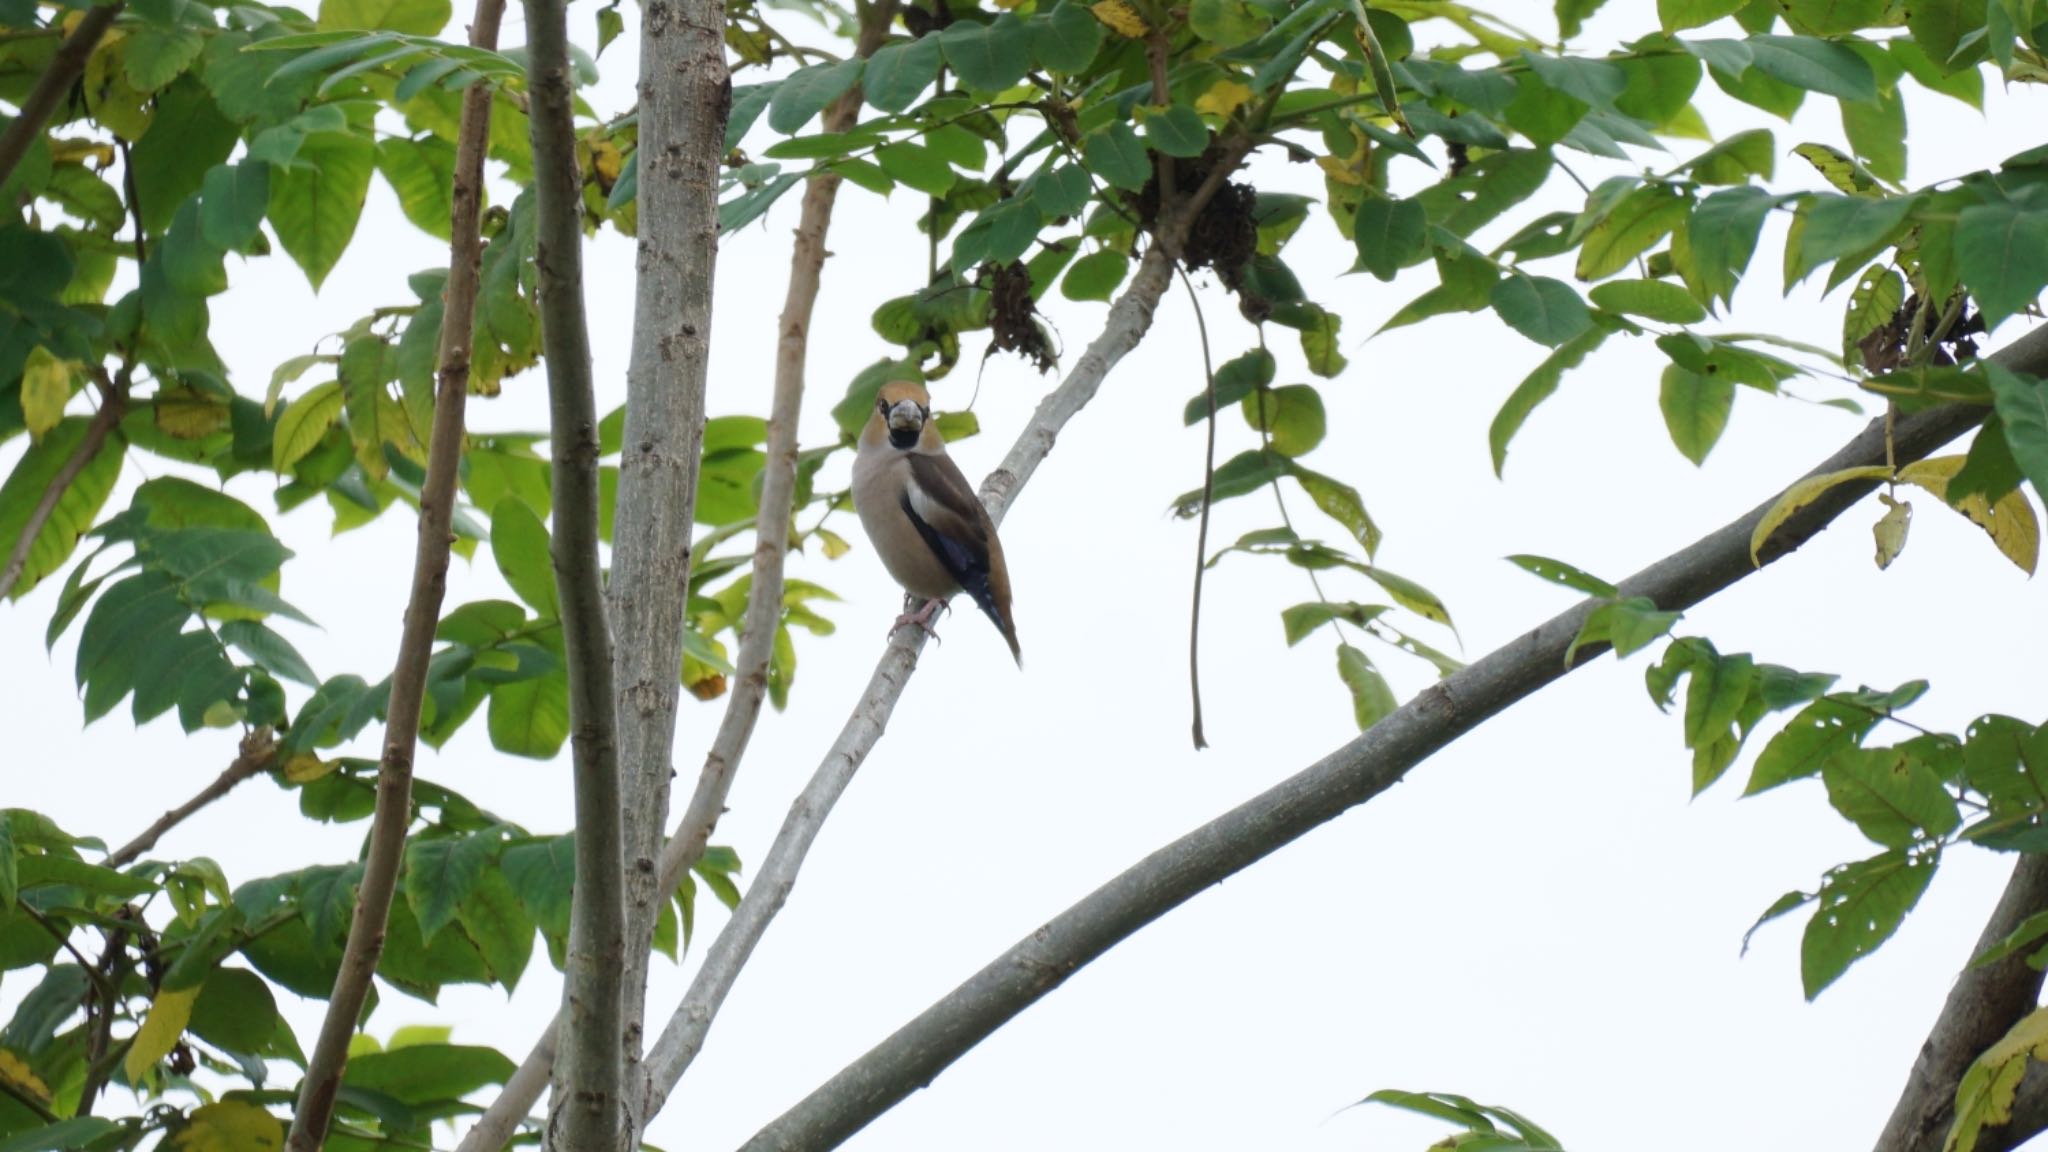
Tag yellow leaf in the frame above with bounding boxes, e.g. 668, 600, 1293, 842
173, 1102, 285, 1152
1195, 78, 1253, 118
1898, 454, 2041, 575
1873, 491, 1911, 569
1315, 155, 1363, 186
817, 527, 851, 559
0, 1050, 50, 1104
155, 386, 230, 440
589, 138, 623, 186
1090, 0, 1148, 37
1949, 1007, 2048, 1152
346, 1033, 383, 1057
126, 984, 200, 1083
1748, 465, 1893, 565
281, 753, 333, 783
49, 138, 118, 165
21, 347, 77, 442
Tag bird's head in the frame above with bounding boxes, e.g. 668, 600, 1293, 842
875, 381, 932, 450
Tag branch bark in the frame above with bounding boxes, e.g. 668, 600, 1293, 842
660, 0, 898, 937
105, 730, 275, 868
0, 378, 126, 601
282, 0, 503, 1144
640, 239, 1183, 1118
1876, 855, 2048, 1152
606, 0, 731, 1112
733, 327, 2048, 1152
522, 0, 628, 1145
0, 1, 121, 191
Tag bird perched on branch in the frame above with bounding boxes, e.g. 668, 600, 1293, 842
851, 380, 1022, 665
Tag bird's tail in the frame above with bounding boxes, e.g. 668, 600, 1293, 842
962, 578, 1022, 667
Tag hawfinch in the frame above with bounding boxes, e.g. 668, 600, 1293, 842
851, 381, 1022, 664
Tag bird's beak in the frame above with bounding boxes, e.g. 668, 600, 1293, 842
886, 399, 925, 433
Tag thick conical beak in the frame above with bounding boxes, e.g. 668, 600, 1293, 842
886, 399, 925, 433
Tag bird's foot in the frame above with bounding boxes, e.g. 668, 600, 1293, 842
892, 596, 948, 641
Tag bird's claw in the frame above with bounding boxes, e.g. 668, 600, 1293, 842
891, 596, 948, 642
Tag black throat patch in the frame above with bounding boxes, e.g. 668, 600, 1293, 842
888, 425, 920, 450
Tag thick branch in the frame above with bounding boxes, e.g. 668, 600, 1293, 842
106, 731, 274, 867
283, 0, 503, 1145
0, 2, 121, 191
735, 328, 2048, 1152
1876, 855, 2048, 1152
661, 0, 899, 932
607, 0, 731, 1105
0, 381, 125, 601
523, 0, 627, 1145
640, 240, 1181, 1118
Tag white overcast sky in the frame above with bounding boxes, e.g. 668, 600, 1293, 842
6, 5, 2048, 1151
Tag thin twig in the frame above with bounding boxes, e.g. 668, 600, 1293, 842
283, 0, 505, 1145
106, 732, 275, 868
0, 2, 122, 190
733, 327, 2048, 1152
1177, 267, 1217, 750
74, 910, 133, 1117
524, 0, 628, 1136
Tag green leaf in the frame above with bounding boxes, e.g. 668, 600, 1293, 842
1683, 186, 1779, 308
875, 141, 956, 197
1786, 192, 1913, 289
1659, 364, 1734, 465
0, 418, 123, 600
1841, 85, 1906, 185
1589, 278, 1706, 323
1681, 128, 1776, 186
404, 835, 491, 944
1183, 348, 1276, 424
1746, 34, 1878, 103
1491, 273, 1592, 346
1336, 643, 1397, 730
268, 131, 376, 290
1061, 248, 1129, 301
1030, 2, 1104, 72
1280, 601, 1388, 646
1170, 450, 1290, 518
1801, 848, 1936, 998
125, 23, 206, 92
1957, 200, 2048, 326
767, 59, 865, 134
218, 619, 318, 685
861, 36, 941, 113
1240, 385, 1325, 457
318, 0, 453, 36
1353, 197, 1427, 281
1778, 0, 1887, 34
273, 381, 345, 473
1748, 697, 1880, 793
344, 1044, 516, 1104
1293, 464, 1382, 556
376, 136, 457, 240
1143, 103, 1209, 158
488, 667, 569, 758
491, 498, 557, 618
128, 78, 241, 232
1985, 363, 2048, 501
1082, 122, 1151, 191
188, 967, 279, 1054
1575, 184, 1690, 281
1031, 163, 1093, 218
1489, 322, 1611, 476
1191, 0, 1271, 46
200, 162, 272, 254
1822, 746, 1961, 849
942, 16, 1033, 92
1359, 566, 1451, 627
1506, 554, 1617, 597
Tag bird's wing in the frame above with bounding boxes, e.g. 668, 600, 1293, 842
902, 451, 1021, 664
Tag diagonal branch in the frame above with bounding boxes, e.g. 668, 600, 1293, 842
641, 238, 1184, 1117
282, 0, 504, 1145
106, 730, 275, 868
1875, 854, 2048, 1152
732, 327, 2048, 1152
523, 0, 628, 1143
0, 1, 121, 190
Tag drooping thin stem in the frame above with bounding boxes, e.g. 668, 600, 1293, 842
733, 327, 2048, 1152
1177, 267, 1217, 750
0, 2, 122, 189
523, 0, 627, 1141
283, 0, 504, 1145
0, 379, 126, 601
